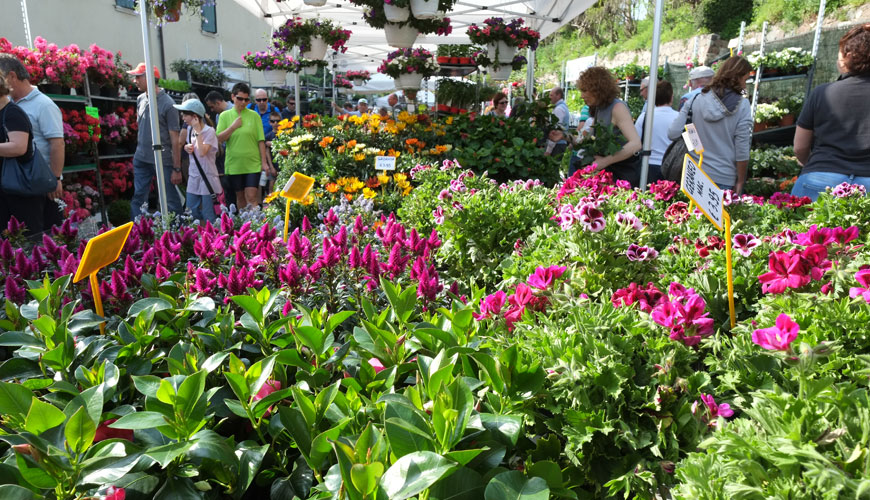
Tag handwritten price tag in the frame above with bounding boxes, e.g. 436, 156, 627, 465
375, 156, 397, 171
281, 172, 314, 201
681, 123, 704, 154
681, 154, 723, 230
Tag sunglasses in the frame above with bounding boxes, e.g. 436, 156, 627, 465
496, 101, 507, 105
255, 98, 268, 102
235, 96, 250, 102
269, 119, 279, 123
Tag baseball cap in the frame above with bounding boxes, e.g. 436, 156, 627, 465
173, 99, 206, 117
689, 66, 714, 80
127, 62, 161, 79
358, 98, 368, 104
640, 77, 650, 88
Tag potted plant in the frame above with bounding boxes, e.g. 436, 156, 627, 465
299, 58, 328, 76
345, 70, 371, 86
334, 75, 354, 90
378, 47, 438, 89
349, 0, 453, 48
383, 0, 411, 22
33, 38, 88, 94
99, 112, 129, 156
243, 50, 299, 83
144, 0, 211, 26
169, 58, 196, 81
754, 102, 788, 132
158, 78, 192, 98
466, 18, 540, 65
272, 17, 352, 60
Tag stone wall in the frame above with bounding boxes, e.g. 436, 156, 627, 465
597, 34, 730, 69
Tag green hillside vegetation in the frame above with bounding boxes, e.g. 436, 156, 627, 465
536, 0, 866, 78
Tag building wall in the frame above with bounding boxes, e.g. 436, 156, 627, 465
1, 0, 282, 88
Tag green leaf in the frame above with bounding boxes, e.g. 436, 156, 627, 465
128, 297, 173, 318
110, 411, 170, 430
176, 370, 207, 417
146, 441, 193, 468
154, 475, 201, 500
479, 413, 523, 446
237, 441, 269, 494
224, 398, 249, 418
429, 467, 485, 500
379, 451, 458, 500
0, 382, 33, 420
325, 310, 355, 336
484, 471, 549, 500
201, 352, 229, 373
526, 461, 563, 489
24, 397, 65, 435
351, 462, 384, 496
0, 484, 39, 500
132, 375, 163, 398
232, 295, 263, 323
65, 406, 96, 454
294, 326, 327, 355
245, 354, 277, 398
224, 372, 249, 402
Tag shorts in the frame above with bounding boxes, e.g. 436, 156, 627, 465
227, 172, 260, 192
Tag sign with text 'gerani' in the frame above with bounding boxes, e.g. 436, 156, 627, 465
375, 156, 397, 171
681, 154, 723, 230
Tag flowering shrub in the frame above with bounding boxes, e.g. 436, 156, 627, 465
377, 47, 439, 78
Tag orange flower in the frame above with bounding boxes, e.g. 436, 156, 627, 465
366, 177, 381, 188
347, 139, 357, 148
337, 145, 346, 154
405, 138, 418, 147
318, 136, 334, 148
345, 194, 354, 202
325, 182, 339, 193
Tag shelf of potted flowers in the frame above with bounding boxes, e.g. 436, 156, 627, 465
0, 37, 44, 91
348, 0, 453, 48
377, 47, 439, 90
345, 70, 371, 86
243, 50, 300, 84
272, 17, 351, 61
466, 17, 540, 67
472, 51, 527, 81
98, 112, 129, 156
33, 37, 88, 94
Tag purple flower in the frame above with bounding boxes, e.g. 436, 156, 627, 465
625, 244, 658, 262
732, 233, 761, 257
577, 203, 605, 232
432, 206, 445, 224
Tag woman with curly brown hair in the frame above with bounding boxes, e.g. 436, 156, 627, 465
575, 67, 642, 186
791, 23, 870, 200
668, 56, 753, 193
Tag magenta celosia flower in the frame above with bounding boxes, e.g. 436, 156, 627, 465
625, 244, 658, 262
474, 290, 507, 320
849, 269, 870, 303
758, 250, 811, 294
732, 233, 761, 257
301, 215, 312, 232
752, 313, 799, 351
324, 209, 339, 229
692, 393, 734, 427
526, 265, 567, 290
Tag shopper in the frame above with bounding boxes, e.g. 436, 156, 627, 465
679, 66, 715, 110
576, 67, 642, 187
216, 82, 274, 210
790, 23, 870, 200
129, 63, 183, 219
175, 99, 221, 224
486, 92, 508, 117
281, 97, 296, 120
0, 54, 64, 228
634, 81, 680, 186
0, 69, 45, 236
638, 77, 650, 115
549, 87, 570, 127
262, 111, 281, 196
668, 57, 752, 193
205, 90, 232, 116
248, 88, 281, 135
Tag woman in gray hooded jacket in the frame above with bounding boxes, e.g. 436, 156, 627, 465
668, 56, 754, 193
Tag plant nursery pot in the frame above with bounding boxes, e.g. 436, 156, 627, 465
353, 78, 365, 86
779, 114, 795, 127
39, 83, 62, 95
161, 6, 182, 22
264, 69, 288, 84
398, 72, 423, 89
88, 82, 102, 96
459, 57, 472, 65
177, 70, 189, 82
101, 86, 119, 98
449, 57, 460, 64
304, 0, 328, 6
384, 23, 418, 48
302, 37, 328, 60
410, 0, 440, 19
487, 42, 516, 64
753, 122, 769, 133
384, 2, 410, 22
302, 66, 318, 76
488, 65, 512, 81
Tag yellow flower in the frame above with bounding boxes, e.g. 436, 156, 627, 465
363, 187, 377, 199
396, 179, 411, 190
325, 182, 340, 193
446, 116, 454, 125
344, 179, 365, 193
301, 194, 314, 205
393, 173, 408, 183
396, 122, 406, 132
263, 191, 281, 203
354, 153, 366, 162
377, 174, 390, 185
402, 186, 413, 196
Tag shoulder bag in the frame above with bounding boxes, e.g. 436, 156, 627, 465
0, 105, 56, 196
660, 94, 699, 183
188, 128, 223, 213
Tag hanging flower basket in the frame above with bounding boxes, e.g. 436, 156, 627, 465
242, 51, 300, 77
397, 72, 423, 89
145, 0, 209, 26
264, 69, 287, 84
488, 65, 512, 81
409, 0, 440, 19
302, 37, 328, 60
467, 17, 541, 56
379, 47, 437, 86
303, 66, 318, 75
353, 78, 365, 86
272, 17, 352, 54
384, 1, 410, 22
486, 41, 516, 64
303, 0, 328, 5
384, 23, 419, 48
346, 70, 371, 86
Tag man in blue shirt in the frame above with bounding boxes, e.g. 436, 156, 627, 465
248, 88, 281, 135
549, 87, 570, 127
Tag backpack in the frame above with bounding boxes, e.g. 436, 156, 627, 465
660, 94, 699, 183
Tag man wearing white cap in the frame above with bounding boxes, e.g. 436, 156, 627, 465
332, 98, 369, 117
679, 66, 715, 110
128, 62, 183, 219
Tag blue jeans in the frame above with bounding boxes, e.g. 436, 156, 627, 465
131, 159, 182, 219
791, 171, 870, 201
187, 193, 217, 224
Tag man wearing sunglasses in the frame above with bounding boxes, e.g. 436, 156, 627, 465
248, 88, 282, 136
216, 83, 276, 210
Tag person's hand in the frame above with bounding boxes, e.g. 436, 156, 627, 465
184, 144, 195, 154
231, 115, 243, 130
734, 182, 744, 196
171, 170, 182, 185
48, 179, 63, 200
593, 156, 609, 170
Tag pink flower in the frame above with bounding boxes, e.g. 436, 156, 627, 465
758, 250, 810, 294
526, 265, 567, 290
732, 233, 760, 257
752, 313, 799, 351
625, 244, 658, 261
105, 486, 126, 500
94, 419, 134, 443
432, 206, 445, 224
616, 211, 642, 230
692, 394, 734, 427
253, 380, 282, 401
577, 203, 605, 232
475, 290, 507, 320
368, 358, 385, 373
849, 269, 870, 303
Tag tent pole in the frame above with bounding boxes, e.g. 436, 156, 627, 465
737, 21, 746, 54
139, 5, 170, 223
750, 21, 767, 120
294, 48, 301, 117
525, 47, 535, 101
639, 0, 665, 189
20, 0, 33, 49
804, 0, 826, 99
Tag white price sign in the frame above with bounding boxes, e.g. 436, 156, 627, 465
681, 154, 724, 230
682, 123, 705, 154
375, 155, 397, 171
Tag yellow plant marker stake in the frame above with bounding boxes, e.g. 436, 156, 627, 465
73, 222, 134, 334
280, 172, 315, 242
724, 212, 736, 328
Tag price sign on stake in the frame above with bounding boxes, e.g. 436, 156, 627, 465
682, 123, 704, 154
680, 154, 736, 328
375, 156, 397, 171
281, 172, 316, 242
73, 222, 134, 334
